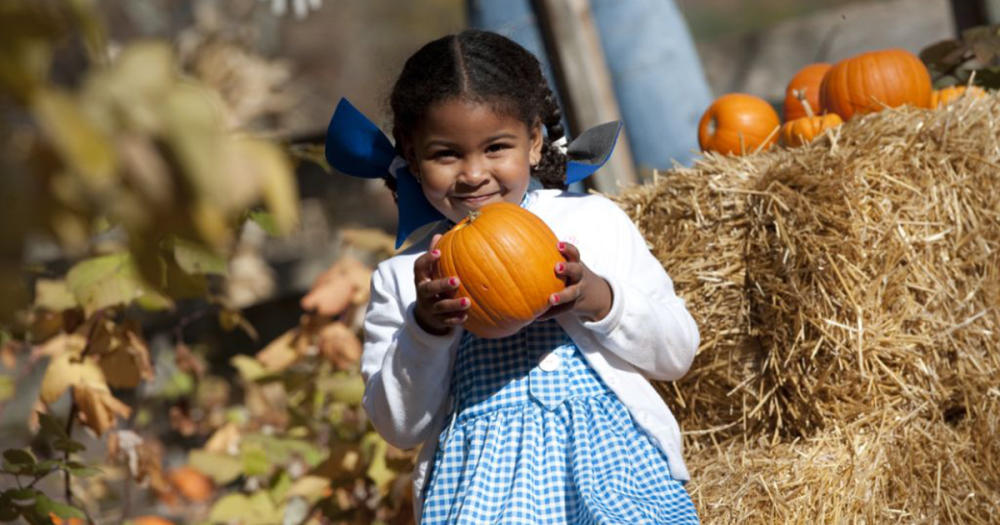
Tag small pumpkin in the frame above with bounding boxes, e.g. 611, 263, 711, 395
434, 202, 565, 339
166, 466, 214, 503
131, 517, 176, 525
780, 90, 843, 147
930, 85, 986, 108
698, 93, 780, 156
819, 48, 932, 120
783, 63, 831, 121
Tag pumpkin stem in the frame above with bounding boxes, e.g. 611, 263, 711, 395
795, 88, 816, 118
467, 209, 481, 222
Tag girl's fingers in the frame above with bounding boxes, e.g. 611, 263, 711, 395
431, 296, 471, 315
556, 241, 580, 262
554, 260, 584, 285
417, 276, 461, 300
549, 282, 581, 309
413, 235, 445, 284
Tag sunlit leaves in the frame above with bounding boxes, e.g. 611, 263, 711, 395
31, 87, 117, 187
33, 279, 78, 312
66, 252, 172, 314
39, 345, 101, 403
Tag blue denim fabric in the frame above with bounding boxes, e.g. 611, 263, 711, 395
467, 0, 712, 169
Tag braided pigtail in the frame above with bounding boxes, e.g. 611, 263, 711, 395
532, 84, 568, 189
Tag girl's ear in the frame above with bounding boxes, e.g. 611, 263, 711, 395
529, 120, 544, 167
400, 141, 421, 182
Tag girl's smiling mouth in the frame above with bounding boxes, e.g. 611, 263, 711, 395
453, 191, 501, 206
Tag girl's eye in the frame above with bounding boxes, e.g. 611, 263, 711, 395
431, 149, 458, 160
486, 143, 511, 154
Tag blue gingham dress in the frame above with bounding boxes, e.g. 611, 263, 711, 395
420, 319, 699, 524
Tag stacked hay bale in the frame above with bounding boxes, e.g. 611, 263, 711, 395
616, 93, 1000, 523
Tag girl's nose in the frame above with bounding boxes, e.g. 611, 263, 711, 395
457, 156, 488, 183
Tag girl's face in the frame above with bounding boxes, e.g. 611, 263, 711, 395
405, 98, 543, 223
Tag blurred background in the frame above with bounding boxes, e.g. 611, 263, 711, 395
0, 1, 993, 523
88, 0, 970, 304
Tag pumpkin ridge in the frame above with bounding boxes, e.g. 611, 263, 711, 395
506, 210, 561, 316
458, 224, 508, 329
482, 214, 536, 321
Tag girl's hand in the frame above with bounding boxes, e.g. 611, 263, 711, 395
539, 241, 613, 322
413, 234, 471, 335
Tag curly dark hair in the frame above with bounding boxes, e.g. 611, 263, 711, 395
387, 29, 567, 192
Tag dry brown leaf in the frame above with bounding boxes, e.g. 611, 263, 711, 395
98, 326, 154, 388
73, 382, 131, 436
174, 343, 207, 378
255, 328, 301, 372
317, 322, 361, 370
300, 256, 372, 317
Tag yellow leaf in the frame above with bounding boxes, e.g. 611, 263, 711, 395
203, 422, 241, 455
31, 87, 117, 187
34, 279, 78, 312
284, 475, 330, 503
73, 383, 131, 436
238, 139, 299, 235
39, 348, 104, 404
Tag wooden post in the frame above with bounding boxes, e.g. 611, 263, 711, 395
532, 0, 639, 194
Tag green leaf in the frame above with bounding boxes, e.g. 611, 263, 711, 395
37, 412, 69, 440
3, 448, 36, 466
33, 493, 86, 520
4, 487, 40, 504
241, 443, 269, 477
33, 279, 78, 312
247, 210, 278, 236
52, 437, 86, 454
188, 450, 243, 485
65, 460, 101, 478
321, 373, 365, 405
171, 236, 228, 276
30, 459, 61, 476
361, 433, 395, 492
66, 252, 173, 315
269, 470, 292, 503
230, 355, 268, 382
0, 493, 19, 520
208, 491, 282, 525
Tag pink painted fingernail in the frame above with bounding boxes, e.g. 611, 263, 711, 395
460, 297, 469, 307
550, 294, 560, 304
557, 242, 566, 251
431, 249, 440, 257
449, 277, 459, 286
556, 262, 565, 273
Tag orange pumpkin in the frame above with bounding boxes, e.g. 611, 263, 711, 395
780, 113, 843, 147
166, 466, 214, 503
698, 93, 780, 155
780, 89, 843, 147
819, 48, 932, 120
48, 514, 84, 525
783, 63, 831, 121
434, 202, 565, 339
930, 85, 986, 108
131, 517, 176, 525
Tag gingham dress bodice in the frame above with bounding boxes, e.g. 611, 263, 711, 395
419, 319, 699, 524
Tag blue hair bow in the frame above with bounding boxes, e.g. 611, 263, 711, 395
325, 98, 622, 248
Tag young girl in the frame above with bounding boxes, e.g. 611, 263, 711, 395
325, 30, 700, 524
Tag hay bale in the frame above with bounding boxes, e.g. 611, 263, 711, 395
746, 96, 1000, 436
616, 92, 1000, 523
685, 395, 1000, 524
616, 158, 768, 440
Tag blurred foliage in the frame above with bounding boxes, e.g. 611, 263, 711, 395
1, 1, 413, 524
920, 24, 1000, 88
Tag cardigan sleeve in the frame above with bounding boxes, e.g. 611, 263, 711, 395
360, 262, 461, 449
577, 198, 699, 381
